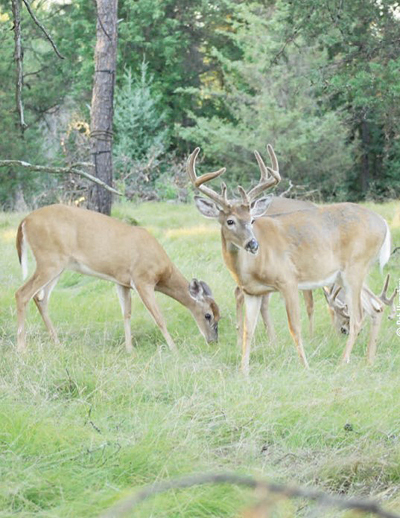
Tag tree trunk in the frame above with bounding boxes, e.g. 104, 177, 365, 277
88, 0, 118, 215
359, 119, 370, 194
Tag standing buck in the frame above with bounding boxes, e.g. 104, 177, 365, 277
234, 197, 316, 346
324, 274, 397, 364
15, 204, 220, 352
187, 145, 391, 374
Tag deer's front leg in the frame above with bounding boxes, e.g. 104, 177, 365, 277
281, 286, 309, 368
366, 311, 383, 365
341, 274, 364, 364
302, 290, 314, 337
116, 285, 133, 353
259, 292, 277, 343
234, 286, 245, 350
241, 293, 262, 376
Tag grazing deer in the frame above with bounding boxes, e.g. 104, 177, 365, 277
15, 204, 220, 352
234, 197, 316, 346
187, 145, 391, 374
324, 274, 397, 364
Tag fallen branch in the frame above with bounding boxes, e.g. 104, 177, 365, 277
99, 472, 400, 518
0, 160, 122, 196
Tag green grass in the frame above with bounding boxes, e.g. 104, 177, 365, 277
0, 201, 400, 517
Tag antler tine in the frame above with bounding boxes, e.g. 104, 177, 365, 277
267, 143, 279, 177
220, 182, 230, 206
379, 273, 398, 308
247, 145, 281, 202
187, 148, 229, 208
324, 284, 342, 305
237, 185, 250, 206
324, 284, 349, 317
331, 285, 342, 303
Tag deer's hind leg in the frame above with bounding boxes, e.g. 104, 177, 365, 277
33, 274, 62, 344
16, 265, 63, 351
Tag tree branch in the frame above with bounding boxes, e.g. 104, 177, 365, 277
99, 472, 400, 518
22, 0, 65, 59
0, 160, 122, 196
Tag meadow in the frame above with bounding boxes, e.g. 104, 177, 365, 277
0, 201, 400, 517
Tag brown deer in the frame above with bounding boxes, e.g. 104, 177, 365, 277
234, 197, 316, 347
324, 274, 397, 364
187, 145, 391, 374
15, 204, 220, 352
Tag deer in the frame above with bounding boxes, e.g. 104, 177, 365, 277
234, 197, 316, 347
324, 274, 398, 364
187, 144, 391, 374
15, 204, 220, 352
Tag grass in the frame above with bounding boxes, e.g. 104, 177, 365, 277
0, 200, 400, 517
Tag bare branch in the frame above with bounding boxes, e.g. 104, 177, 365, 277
22, 0, 65, 59
99, 472, 400, 518
0, 160, 122, 196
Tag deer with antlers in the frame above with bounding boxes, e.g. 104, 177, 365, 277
324, 274, 397, 364
234, 197, 316, 347
187, 145, 391, 374
15, 204, 220, 352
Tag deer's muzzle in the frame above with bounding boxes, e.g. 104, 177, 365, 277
245, 238, 259, 254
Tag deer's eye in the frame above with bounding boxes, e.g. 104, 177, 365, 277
251, 219, 255, 225
227, 219, 235, 226
205, 313, 212, 321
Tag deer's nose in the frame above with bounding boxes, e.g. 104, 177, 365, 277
245, 238, 259, 254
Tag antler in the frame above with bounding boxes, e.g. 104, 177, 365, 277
243, 144, 281, 203
323, 285, 349, 318
379, 274, 398, 319
187, 148, 230, 208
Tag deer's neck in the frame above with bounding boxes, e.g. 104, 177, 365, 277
221, 232, 242, 286
156, 265, 195, 310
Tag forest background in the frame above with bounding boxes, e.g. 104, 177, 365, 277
1, 0, 400, 210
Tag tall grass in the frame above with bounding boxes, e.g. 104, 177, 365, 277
0, 201, 399, 517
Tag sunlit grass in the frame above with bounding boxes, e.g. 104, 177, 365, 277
0, 201, 399, 517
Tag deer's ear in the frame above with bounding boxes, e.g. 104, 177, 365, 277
194, 196, 220, 218
189, 278, 204, 300
250, 196, 272, 218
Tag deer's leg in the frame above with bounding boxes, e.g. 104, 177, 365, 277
281, 286, 309, 368
302, 290, 314, 337
260, 292, 277, 343
136, 284, 177, 353
15, 266, 62, 351
366, 312, 383, 365
33, 274, 61, 344
234, 286, 245, 350
116, 285, 133, 353
341, 275, 364, 364
241, 293, 262, 376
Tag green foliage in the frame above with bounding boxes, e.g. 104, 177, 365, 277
1, 202, 400, 516
1, 0, 400, 205
113, 62, 168, 179
179, 7, 354, 199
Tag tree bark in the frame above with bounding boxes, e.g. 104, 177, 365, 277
88, 0, 118, 215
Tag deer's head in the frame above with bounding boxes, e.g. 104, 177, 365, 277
187, 145, 281, 254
